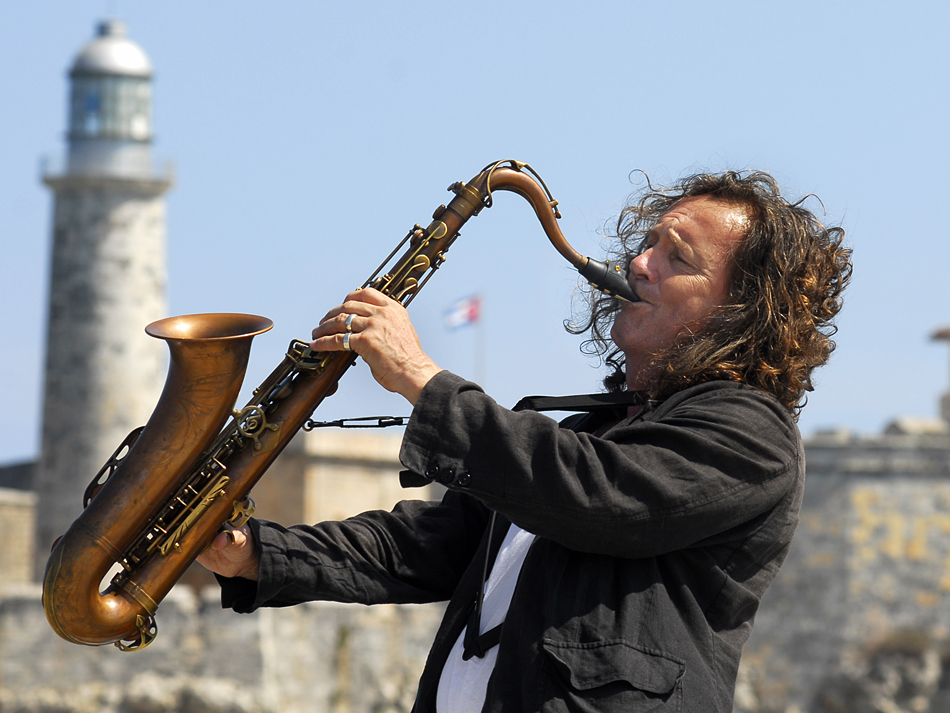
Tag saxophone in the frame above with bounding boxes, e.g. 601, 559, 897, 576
42, 160, 635, 651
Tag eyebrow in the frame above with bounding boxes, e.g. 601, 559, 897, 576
673, 229, 722, 278
667, 229, 700, 263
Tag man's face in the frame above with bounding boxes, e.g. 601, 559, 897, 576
611, 195, 748, 390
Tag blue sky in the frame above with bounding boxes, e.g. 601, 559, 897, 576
2, 1, 949, 464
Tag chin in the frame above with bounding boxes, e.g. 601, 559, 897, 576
611, 315, 644, 354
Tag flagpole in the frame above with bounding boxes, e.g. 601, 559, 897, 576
443, 293, 485, 387
474, 308, 486, 388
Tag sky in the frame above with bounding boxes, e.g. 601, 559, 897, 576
1, 1, 949, 465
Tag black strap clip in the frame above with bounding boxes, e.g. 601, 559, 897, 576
462, 601, 504, 660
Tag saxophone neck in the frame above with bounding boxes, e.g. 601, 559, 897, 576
459, 161, 637, 304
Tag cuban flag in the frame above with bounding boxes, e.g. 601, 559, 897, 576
443, 294, 482, 330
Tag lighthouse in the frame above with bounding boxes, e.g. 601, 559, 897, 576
34, 20, 172, 577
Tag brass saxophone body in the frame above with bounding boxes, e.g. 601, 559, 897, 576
42, 160, 634, 651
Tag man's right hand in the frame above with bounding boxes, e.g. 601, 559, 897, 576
195, 524, 260, 581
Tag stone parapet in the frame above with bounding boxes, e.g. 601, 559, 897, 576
43, 171, 173, 195
0, 488, 36, 587
249, 429, 443, 527
0, 584, 443, 713
737, 433, 950, 712
805, 431, 950, 476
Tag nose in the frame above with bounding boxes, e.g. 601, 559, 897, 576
628, 248, 656, 282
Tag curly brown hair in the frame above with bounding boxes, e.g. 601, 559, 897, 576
569, 170, 852, 416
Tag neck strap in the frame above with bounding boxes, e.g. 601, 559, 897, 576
512, 391, 646, 413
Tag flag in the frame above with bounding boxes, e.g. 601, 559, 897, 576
443, 294, 481, 330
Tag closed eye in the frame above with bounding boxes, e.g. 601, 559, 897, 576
668, 245, 690, 266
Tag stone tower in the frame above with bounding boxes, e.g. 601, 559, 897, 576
34, 20, 172, 577
932, 326, 950, 424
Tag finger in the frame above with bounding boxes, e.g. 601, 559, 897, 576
337, 289, 382, 310
229, 525, 250, 547
336, 311, 360, 333
369, 287, 404, 302
210, 531, 232, 551
311, 294, 377, 340
214, 525, 249, 550
310, 328, 357, 353
313, 307, 347, 338
356, 287, 389, 305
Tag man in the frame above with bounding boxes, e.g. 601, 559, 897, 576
198, 170, 851, 712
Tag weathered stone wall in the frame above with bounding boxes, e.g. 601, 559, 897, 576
738, 432, 950, 713
248, 429, 442, 528
0, 584, 443, 713
5, 427, 445, 713
15, 426, 950, 712
0, 488, 36, 588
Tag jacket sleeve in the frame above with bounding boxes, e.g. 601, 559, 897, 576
399, 371, 802, 559
219, 489, 492, 613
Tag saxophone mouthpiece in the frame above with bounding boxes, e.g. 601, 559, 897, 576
578, 258, 639, 303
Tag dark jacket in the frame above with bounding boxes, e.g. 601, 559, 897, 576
220, 371, 804, 712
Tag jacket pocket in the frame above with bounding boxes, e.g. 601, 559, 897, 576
541, 639, 685, 712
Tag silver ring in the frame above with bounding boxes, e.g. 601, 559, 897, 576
343, 332, 352, 352
344, 313, 355, 332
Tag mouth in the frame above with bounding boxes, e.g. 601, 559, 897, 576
616, 282, 642, 306
610, 276, 640, 304
616, 259, 640, 304
578, 258, 639, 303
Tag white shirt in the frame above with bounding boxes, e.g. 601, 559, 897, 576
436, 524, 536, 713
